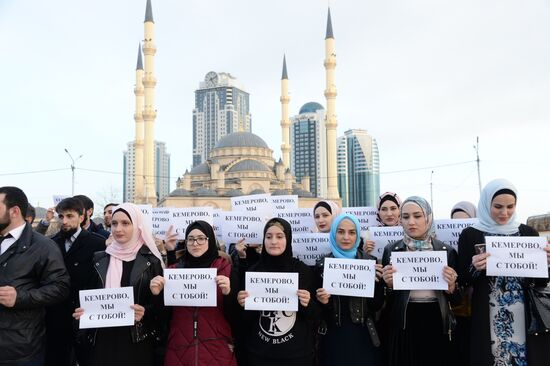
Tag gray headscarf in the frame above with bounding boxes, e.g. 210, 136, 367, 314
450, 201, 477, 219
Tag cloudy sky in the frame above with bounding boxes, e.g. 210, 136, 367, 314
1, 0, 549, 221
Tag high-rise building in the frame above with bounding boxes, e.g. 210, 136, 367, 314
290, 102, 327, 197
124, 141, 170, 203
337, 129, 380, 207
193, 72, 251, 166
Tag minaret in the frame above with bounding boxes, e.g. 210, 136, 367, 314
324, 8, 339, 200
280, 55, 291, 170
142, 0, 157, 204
134, 44, 145, 202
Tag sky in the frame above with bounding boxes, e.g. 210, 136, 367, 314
0, 0, 549, 222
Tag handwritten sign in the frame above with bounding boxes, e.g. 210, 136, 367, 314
53, 195, 69, 206
322, 257, 376, 297
368, 226, 404, 259
292, 233, 331, 266
152, 207, 172, 239
78, 287, 134, 329
486, 236, 548, 278
222, 212, 265, 244
435, 219, 477, 251
271, 195, 299, 211
276, 209, 315, 234
170, 207, 213, 240
342, 207, 378, 231
245, 272, 298, 311
231, 194, 273, 219
391, 251, 448, 290
163, 268, 217, 307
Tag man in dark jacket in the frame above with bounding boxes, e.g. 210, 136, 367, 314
0, 186, 70, 365
73, 194, 110, 239
45, 197, 106, 366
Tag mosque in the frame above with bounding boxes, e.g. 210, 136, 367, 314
131, 1, 340, 209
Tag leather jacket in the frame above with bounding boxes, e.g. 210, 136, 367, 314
381, 239, 458, 338
0, 224, 70, 364
80, 245, 164, 345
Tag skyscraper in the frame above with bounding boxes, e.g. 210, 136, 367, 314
192, 72, 251, 166
290, 102, 327, 197
337, 129, 380, 207
124, 141, 170, 203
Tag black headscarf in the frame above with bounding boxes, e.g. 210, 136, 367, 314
181, 220, 219, 269
257, 217, 297, 271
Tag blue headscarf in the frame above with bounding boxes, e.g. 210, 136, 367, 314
329, 213, 361, 259
473, 178, 520, 235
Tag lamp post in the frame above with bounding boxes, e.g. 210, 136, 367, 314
64, 148, 83, 196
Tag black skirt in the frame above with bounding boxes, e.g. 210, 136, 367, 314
388, 302, 451, 366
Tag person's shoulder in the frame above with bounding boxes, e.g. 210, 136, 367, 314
519, 224, 538, 236
92, 250, 109, 263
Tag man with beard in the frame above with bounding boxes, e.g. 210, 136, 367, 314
73, 194, 110, 239
99, 202, 118, 232
46, 197, 106, 366
0, 186, 70, 365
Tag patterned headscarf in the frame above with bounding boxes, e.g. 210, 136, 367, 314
401, 196, 435, 251
376, 192, 402, 226
473, 178, 520, 235
329, 213, 362, 259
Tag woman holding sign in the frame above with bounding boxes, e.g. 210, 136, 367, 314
236, 217, 320, 366
457, 179, 550, 366
313, 200, 341, 233
381, 196, 458, 366
363, 191, 402, 254
72, 203, 165, 366
149, 220, 236, 366
315, 213, 384, 365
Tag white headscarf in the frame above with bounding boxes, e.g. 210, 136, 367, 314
472, 178, 520, 235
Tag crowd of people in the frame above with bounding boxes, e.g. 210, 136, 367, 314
0, 179, 549, 366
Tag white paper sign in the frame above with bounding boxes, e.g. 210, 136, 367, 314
212, 209, 225, 241
170, 207, 213, 240
78, 287, 134, 329
222, 212, 265, 244
152, 207, 172, 239
53, 195, 69, 206
276, 208, 315, 234
486, 236, 548, 278
322, 257, 376, 297
434, 219, 477, 251
271, 195, 299, 211
231, 194, 273, 219
245, 272, 298, 311
163, 268, 217, 307
391, 251, 448, 290
342, 207, 378, 231
136, 204, 153, 233
292, 233, 331, 266
368, 226, 404, 259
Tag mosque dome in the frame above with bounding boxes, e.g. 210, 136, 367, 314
272, 189, 290, 196
229, 159, 270, 172
249, 188, 266, 194
214, 131, 269, 149
193, 187, 217, 197
299, 102, 324, 114
292, 188, 313, 197
190, 162, 210, 174
169, 188, 191, 197
225, 189, 244, 197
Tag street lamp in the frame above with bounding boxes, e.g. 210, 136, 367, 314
64, 148, 83, 196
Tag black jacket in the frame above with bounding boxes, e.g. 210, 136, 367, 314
46, 229, 106, 365
315, 250, 384, 327
80, 245, 164, 346
0, 224, 70, 364
381, 239, 458, 337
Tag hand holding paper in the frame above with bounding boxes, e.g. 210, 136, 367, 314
316, 288, 330, 305
297, 289, 310, 307
150, 275, 165, 296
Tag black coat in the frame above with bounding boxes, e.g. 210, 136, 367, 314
46, 229, 106, 366
0, 224, 70, 365
457, 224, 549, 366
381, 239, 458, 336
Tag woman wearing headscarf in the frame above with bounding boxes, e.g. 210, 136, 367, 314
363, 192, 402, 253
313, 200, 341, 233
236, 218, 320, 366
73, 203, 165, 366
450, 201, 477, 219
381, 197, 458, 366
149, 220, 236, 366
314, 213, 384, 365
457, 179, 550, 366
